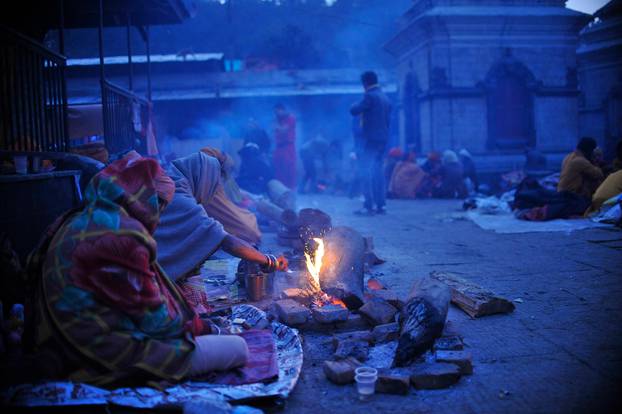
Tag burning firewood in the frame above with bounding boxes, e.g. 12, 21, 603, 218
301, 236, 349, 311
277, 226, 365, 331
318, 226, 366, 309
304, 237, 324, 293
394, 276, 450, 367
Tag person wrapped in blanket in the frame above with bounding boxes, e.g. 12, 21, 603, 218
27, 152, 284, 388
203, 146, 296, 227
387, 147, 426, 199
515, 138, 604, 221
432, 150, 468, 199
154, 151, 287, 283
585, 170, 622, 216
193, 147, 262, 245
200, 147, 294, 233
416, 151, 443, 198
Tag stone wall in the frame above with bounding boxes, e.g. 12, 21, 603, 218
386, 1, 590, 170
577, 2, 622, 157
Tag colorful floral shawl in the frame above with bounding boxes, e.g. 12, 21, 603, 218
32, 154, 195, 387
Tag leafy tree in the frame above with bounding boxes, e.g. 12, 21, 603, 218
260, 24, 320, 69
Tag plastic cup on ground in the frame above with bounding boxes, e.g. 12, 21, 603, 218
354, 367, 378, 401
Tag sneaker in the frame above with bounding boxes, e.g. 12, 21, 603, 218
353, 208, 375, 216
376, 207, 387, 215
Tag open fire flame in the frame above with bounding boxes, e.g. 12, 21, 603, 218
304, 237, 325, 289
304, 238, 347, 309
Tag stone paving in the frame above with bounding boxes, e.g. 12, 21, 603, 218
266, 195, 622, 413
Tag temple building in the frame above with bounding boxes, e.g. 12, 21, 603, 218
577, 0, 622, 159
384, 0, 591, 172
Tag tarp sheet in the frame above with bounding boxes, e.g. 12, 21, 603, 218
465, 210, 609, 234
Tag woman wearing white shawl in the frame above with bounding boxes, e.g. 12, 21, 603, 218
155, 152, 286, 281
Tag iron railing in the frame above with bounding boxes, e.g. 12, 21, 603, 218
0, 26, 69, 154
101, 80, 149, 155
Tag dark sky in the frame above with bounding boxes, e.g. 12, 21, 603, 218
49, 0, 412, 70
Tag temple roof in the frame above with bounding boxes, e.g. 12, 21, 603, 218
386, 1, 591, 57
402, 2, 587, 22
0, 0, 196, 38
578, 0, 622, 57
595, 0, 622, 19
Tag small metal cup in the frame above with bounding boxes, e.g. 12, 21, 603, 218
245, 273, 266, 301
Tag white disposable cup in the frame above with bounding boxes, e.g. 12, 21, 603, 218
14, 156, 27, 174
354, 367, 378, 401
355, 367, 378, 377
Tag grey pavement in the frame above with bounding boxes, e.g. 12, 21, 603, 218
266, 195, 622, 414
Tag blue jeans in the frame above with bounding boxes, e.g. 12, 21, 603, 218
361, 142, 386, 210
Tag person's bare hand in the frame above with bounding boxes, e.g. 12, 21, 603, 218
262, 254, 288, 272
275, 256, 288, 271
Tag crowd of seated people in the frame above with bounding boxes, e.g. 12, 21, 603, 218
386, 147, 477, 200
383, 137, 621, 223
515, 137, 622, 221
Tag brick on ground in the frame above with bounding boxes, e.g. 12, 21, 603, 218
410, 362, 462, 389
338, 313, 369, 330
372, 322, 400, 343
358, 298, 398, 326
368, 289, 404, 310
280, 288, 312, 304
375, 369, 411, 395
433, 335, 464, 351
323, 357, 362, 385
332, 330, 373, 350
298, 312, 370, 333
312, 304, 349, 324
435, 350, 473, 375
334, 339, 369, 361
274, 299, 310, 326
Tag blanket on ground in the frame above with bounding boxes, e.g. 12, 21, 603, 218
465, 210, 608, 234
2, 305, 302, 409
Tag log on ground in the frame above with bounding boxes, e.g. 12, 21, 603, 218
297, 208, 332, 240
430, 271, 515, 318
319, 226, 366, 309
394, 276, 450, 367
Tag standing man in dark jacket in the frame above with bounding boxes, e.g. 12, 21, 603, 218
350, 71, 392, 215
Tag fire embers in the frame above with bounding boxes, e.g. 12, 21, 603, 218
313, 292, 347, 309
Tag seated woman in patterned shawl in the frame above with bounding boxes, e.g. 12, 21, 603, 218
28, 152, 266, 387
